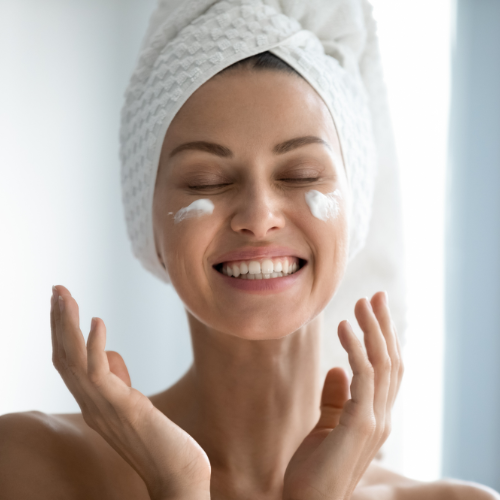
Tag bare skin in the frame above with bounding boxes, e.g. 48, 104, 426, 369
1, 70, 498, 500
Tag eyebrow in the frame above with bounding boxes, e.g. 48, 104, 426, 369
168, 135, 332, 159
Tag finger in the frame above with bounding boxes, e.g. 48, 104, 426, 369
337, 320, 375, 427
310, 326, 377, 492
354, 298, 391, 418
52, 285, 68, 366
58, 290, 87, 377
315, 367, 349, 430
50, 286, 64, 369
393, 320, 405, 394
51, 286, 92, 416
87, 317, 110, 387
370, 291, 401, 411
106, 351, 132, 388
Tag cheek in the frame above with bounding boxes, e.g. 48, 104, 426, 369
301, 197, 349, 292
161, 209, 220, 302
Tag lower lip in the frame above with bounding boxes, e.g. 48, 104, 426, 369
214, 264, 306, 294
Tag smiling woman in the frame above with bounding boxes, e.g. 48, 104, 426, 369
0, 1, 499, 500
153, 68, 349, 340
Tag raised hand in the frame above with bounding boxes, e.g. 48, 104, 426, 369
50, 285, 211, 500
283, 291, 404, 500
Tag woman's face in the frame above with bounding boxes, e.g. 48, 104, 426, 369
153, 69, 350, 340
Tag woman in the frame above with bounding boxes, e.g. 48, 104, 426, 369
1, 1, 498, 499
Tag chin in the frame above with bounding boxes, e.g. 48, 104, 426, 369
197, 305, 323, 341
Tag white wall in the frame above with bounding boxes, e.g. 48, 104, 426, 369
1, 0, 451, 484
371, 0, 451, 481
0, 0, 193, 415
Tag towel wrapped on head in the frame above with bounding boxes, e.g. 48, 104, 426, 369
119, 0, 407, 361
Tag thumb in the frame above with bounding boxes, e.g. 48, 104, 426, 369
315, 367, 350, 431
106, 350, 132, 387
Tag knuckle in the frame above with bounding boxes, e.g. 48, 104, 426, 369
391, 354, 401, 371
88, 372, 104, 389
382, 421, 392, 441
380, 356, 392, 371
52, 355, 62, 372
357, 413, 377, 437
362, 362, 375, 378
66, 362, 80, 378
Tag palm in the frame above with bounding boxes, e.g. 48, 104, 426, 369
108, 354, 210, 489
105, 350, 209, 482
283, 367, 350, 498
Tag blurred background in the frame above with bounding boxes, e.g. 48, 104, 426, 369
1, 0, 498, 490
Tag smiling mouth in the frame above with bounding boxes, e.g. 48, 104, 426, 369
214, 256, 306, 279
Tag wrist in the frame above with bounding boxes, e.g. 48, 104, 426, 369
148, 477, 210, 500
152, 487, 210, 500
161, 496, 210, 500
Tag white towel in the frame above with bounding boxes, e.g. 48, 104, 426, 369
119, 0, 407, 362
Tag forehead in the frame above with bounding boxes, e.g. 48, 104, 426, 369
162, 69, 342, 157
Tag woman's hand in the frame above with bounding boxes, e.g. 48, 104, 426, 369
50, 285, 211, 500
283, 291, 404, 500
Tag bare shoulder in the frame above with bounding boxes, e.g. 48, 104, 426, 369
437, 478, 500, 500
356, 460, 500, 500
0, 411, 147, 500
0, 410, 80, 499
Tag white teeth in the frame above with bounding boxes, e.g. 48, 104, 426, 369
261, 259, 273, 274
232, 264, 240, 277
248, 261, 261, 275
283, 260, 289, 274
220, 257, 303, 279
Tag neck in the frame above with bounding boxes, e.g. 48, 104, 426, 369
155, 312, 324, 497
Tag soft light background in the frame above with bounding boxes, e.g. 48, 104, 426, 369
1, 0, 450, 483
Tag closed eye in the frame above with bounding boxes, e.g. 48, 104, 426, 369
188, 183, 231, 190
280, 177, 320, 182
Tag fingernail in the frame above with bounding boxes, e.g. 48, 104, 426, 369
383, 291, 389, 305
51, 286, 58, 302
58, 295, 64, 312
90, 317, 97, 331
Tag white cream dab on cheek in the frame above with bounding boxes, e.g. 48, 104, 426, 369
173, 199, 214, 224
305, 189, 341, 221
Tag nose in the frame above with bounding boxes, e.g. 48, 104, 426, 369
230, 182, 286, 239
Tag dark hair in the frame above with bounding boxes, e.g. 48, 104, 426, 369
217, 50, 304, 79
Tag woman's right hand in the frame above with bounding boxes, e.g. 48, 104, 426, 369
50, 285, 211, 500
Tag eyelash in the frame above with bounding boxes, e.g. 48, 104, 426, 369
188, 178, 321, 190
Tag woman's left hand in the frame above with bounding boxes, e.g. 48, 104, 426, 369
283, 291, 404, 500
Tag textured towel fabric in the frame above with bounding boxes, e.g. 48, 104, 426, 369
119, 0, 407, 354
120, 0, 377, 280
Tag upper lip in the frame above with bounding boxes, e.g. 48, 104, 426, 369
211, 245, 308, 266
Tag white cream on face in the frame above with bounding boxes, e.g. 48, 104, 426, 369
174, 198, 214, 224
305, 189, 341, 221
